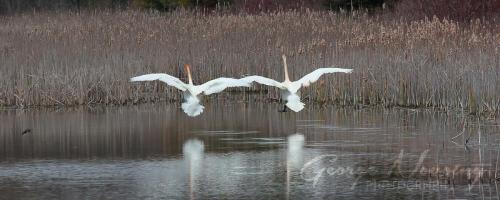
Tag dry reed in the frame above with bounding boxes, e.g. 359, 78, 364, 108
0, 10, 499, 115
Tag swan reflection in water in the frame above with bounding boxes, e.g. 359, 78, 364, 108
286, 134, 305, 199
183, 139, 204, 200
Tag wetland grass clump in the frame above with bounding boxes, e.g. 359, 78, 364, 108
0, 10, 499, 115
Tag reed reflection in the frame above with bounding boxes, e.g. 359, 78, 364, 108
0, 103, 499, 199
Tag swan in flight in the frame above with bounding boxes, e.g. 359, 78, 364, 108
130, 64, 251, 117
242, 55, 353, 112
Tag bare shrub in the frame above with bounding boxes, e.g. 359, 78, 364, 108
393, 0, 500, 21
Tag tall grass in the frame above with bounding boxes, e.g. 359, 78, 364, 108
0, 10, 499, 115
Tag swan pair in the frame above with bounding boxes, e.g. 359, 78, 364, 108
130, 55, 353, 117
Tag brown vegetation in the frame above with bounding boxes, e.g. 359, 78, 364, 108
0, 10, 499, 114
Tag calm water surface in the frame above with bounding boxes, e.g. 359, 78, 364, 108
1, 101, 500, 199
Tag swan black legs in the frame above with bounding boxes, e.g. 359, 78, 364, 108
277, 98, 288, 112
282, 105, 288, 112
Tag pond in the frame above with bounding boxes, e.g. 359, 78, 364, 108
0, 101, 499, 199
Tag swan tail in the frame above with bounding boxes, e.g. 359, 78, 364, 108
285, 94, 305, 112
181, 96, 204, 117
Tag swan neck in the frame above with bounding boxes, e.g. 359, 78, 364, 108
282, 55, 290, 82
185, 64, 193, 85
188, 71, 193, 85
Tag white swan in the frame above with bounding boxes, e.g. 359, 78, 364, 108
130, 64, 251, 117
242, 55, 353, 112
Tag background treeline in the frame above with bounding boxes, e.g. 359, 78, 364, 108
0, 0, 383, 12
1, 0, 499, 20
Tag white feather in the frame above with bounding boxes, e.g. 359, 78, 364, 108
296, 68, 353, 89
198, 77, 251, 95
181, 94, 204, 117
285, 93, 305, 112
131, 72, 251, 117
243, 64, 352, 112
130, 73, 187, 91
240, 75, 284, 88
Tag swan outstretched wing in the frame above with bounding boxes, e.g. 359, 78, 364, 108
130, 73, 188, 91
198, 77, 251, 95
296, 68, 353, 88
240, 76, 284, 88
